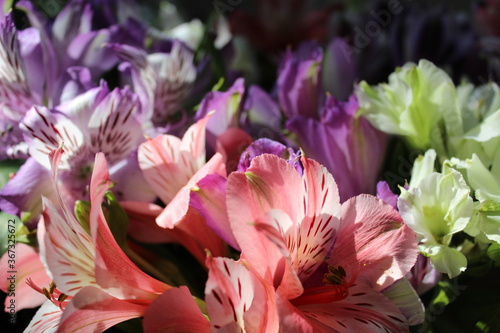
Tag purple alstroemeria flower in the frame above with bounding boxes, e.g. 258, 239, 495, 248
277, 41, 324, 119
111, 39, 196, 133
0, 14, 40, 159
0, 83, 155, 220
0, 1, 145, 160
240, 85, 283, 142
287, 94, 387, 202
195, 78, 245, 150
323, 38, 358, 101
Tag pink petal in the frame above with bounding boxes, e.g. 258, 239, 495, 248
138, 114, 213, 204
90, 153, 170, 299
215, 127, 253, 173
179, 112, 211, 170
138, 134, 188, 203
242, 209, 303, 300
205, 256, 278, 332
275, 292, 327, 333
292, 156, 340, 282
58, 286, 148, 332
156, 152, 226, 229
38, 148, 97, 295
24, 300, 62, 333
120, 201, 174, 243
173, 207, 229, 263
143, 286, 210, 333
190, 173, 240, 250
0, 243, 51, 311
329, 195, 418, 291
227, 153, 303, 236
40, 198, 96, 296
297, 280, 409, 332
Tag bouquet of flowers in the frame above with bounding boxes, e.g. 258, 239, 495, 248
0, 1, 499, 332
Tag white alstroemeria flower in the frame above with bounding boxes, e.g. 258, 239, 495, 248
399, 158, 474, 278
447, 154, 500, 244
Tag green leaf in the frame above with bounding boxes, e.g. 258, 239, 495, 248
487, 242, 500, 265
102, 191, 129, 249
74, 200, 91, 234
0, 212, 34, 257
0, 159, 23, 188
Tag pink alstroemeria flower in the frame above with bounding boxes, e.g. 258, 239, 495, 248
0, 243, 51, 312
215, 154, 418, 331
24, 148, 171, 332
141, 253, 280, 333
138, 114, 228, 263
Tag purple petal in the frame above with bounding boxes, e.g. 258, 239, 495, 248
323, 38, 357, 101
17, 27, 44, 104
237, 138, 287, 172
195, 78, 245, 150
376, 181, 398, 210
0, 158, 55, 222
277, 41, 324, 119
109, 150, 157, 202
287, 94, 387, 202
405, 254, 441, 296
57, 66, 96, 103
241, 85, 282, 140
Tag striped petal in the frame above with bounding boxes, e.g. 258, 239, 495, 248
291, 156, 340, 282
139, 134, 186, 203
58, 286, 148, 333
23, 300, 62, 333
90, 153, 170, 299
40, 198, 96, 295
156, 152, 226, 229
87, 87, 142, 165
296, 281, 409, 332
138, 114, 212, 204
149, 41, 196, 125
328, 195, 418, 291
0, 13, 33, 119
21, 105, 84, 170
205, 256, 278, 333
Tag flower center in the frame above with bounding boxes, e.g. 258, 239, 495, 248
26, 278, 72, 310
290, 265, 357, 307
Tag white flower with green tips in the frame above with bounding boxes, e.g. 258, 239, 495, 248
447, 154, 500, 244
449, 82, 500, 167
398, 160, 474, 278
356, 59, 460, 154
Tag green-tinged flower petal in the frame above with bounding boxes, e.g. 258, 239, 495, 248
463, 109, 500, 143
421, 244, 467, 278
399, 168, 473, 246
409, 149, 437, 189
446, 155, 500, 243
449, 82, 500, 165
357, 59, 459, 154
458, 82, 500, 132
468, 201, 500, 244
447, 154, 500, 202
382, 278, 425, 325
